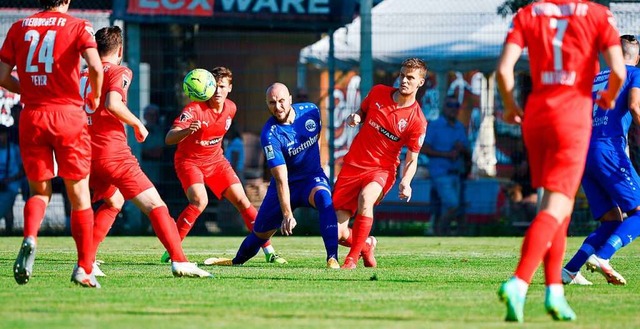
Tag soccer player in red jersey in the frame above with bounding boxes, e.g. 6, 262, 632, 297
82, 26, 211, 279
0, 0, 104, 287
165, 67, 285, 264
496, 0, 626, 322
334, 58, 428, 269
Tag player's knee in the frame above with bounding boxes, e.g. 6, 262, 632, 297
189, 195, 208, 211
254, 229, 275, 240
313, 189, 333, 210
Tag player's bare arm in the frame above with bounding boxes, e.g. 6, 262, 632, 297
165, 121, 201, 145
82, 48, 103, 110
271, 165, 296, 236
398, 150, 419, 202
104, 91, 148, 142
629, 87, 640, 125
0, 62, 20, 93
597, 45, 626, 110
496, 43, 524, 124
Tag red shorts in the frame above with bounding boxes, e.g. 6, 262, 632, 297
175, 158, 240, 199
332, 164, 396, 217
90, 156, 154, 203
19, 107, 91, 181
522, 122, 590, 198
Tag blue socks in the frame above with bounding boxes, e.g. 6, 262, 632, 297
233, 232, 268, 265
596, 212, 640, 259
314, 189, 339, 261
565, 221, 620, 272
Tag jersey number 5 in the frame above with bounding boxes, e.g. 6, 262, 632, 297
24, 30, 56, 73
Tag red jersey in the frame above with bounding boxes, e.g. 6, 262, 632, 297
0, 11, 97, 108
343, 85, 427, 170
172, 99, 237, 163
81, 63, 133, 160
506, 0, 619, 126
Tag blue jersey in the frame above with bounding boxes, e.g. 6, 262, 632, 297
590, 65, 640, 149
260, 102, 323, 181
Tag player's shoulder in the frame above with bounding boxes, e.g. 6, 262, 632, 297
260, 118, 280, 140
223, 98, 238, 113
292, 102, 319, 113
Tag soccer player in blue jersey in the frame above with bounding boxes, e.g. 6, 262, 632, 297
205, 82, 340, 268
562, 34, 640, 286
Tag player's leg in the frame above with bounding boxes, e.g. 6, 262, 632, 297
543, 216, 576, 321
563, 168, 619, 284
177, 183, 208, 240
232, 185, 282, 265
222, 182, 284, 263
55, 111, 99, 288
306, 174, 339, 267
91, 189, 125, 276
132, 187, 212, 278
343, 181, 383, 268
14, 110, 55, 285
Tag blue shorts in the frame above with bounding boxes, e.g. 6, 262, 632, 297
253, 172, 331, 233
581, 145, 640, 219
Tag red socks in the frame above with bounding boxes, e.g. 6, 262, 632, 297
176, 204, 202, 240
544, 216, 571, 285
514, 211, 561, 283
71, 208, 94, 274
23, 197, 47, 239
149, 206, 187, 262
93, 204, 120, 253
345, 215, 373, 260
240, 206, 270, 248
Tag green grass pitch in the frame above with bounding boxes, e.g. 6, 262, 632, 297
0, 236, 638, 329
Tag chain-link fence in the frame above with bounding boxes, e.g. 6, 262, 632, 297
1, 1, 639, 236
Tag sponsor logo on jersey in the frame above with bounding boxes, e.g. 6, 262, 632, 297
195, 137, 222, 146
368, 120, 400, 142
287, 134, 319, 157
305, 119, 317, 132
398, 118, 407, 133
264, 145, 275, 160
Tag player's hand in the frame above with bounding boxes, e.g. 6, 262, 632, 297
86, 91, 100, 110
399, 181, 412, 202
134, 123, 149, 143
502, 104, 523, 125
347, 113, 361, 127
280, 216, 297, 236
188, 120, 202, 133
596, 90, 616, 110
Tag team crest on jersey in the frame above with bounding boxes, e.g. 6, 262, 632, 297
264, 145, 275, 160
179, 110, 193, 122
122, 74, 130, 90
225, 117, 232, 130
305, 119, 317, 132
398, 118, 408, 133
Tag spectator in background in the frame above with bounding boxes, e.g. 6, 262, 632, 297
506, 143, 537, 223
0, 124, 23, 234
224, 121, 245, 182
423, 96, 470, 236
141, 104, 165, 184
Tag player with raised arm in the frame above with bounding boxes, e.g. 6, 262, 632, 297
82, 26, 212, 279
164, 67, 285, 264
0, 0, 104, 287
334, 58, 428, 269
496, 0, 626, 322
205, 82, 339, 268
562, 34, 640, 286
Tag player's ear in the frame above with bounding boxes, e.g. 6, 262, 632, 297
418, 77, 425, 88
